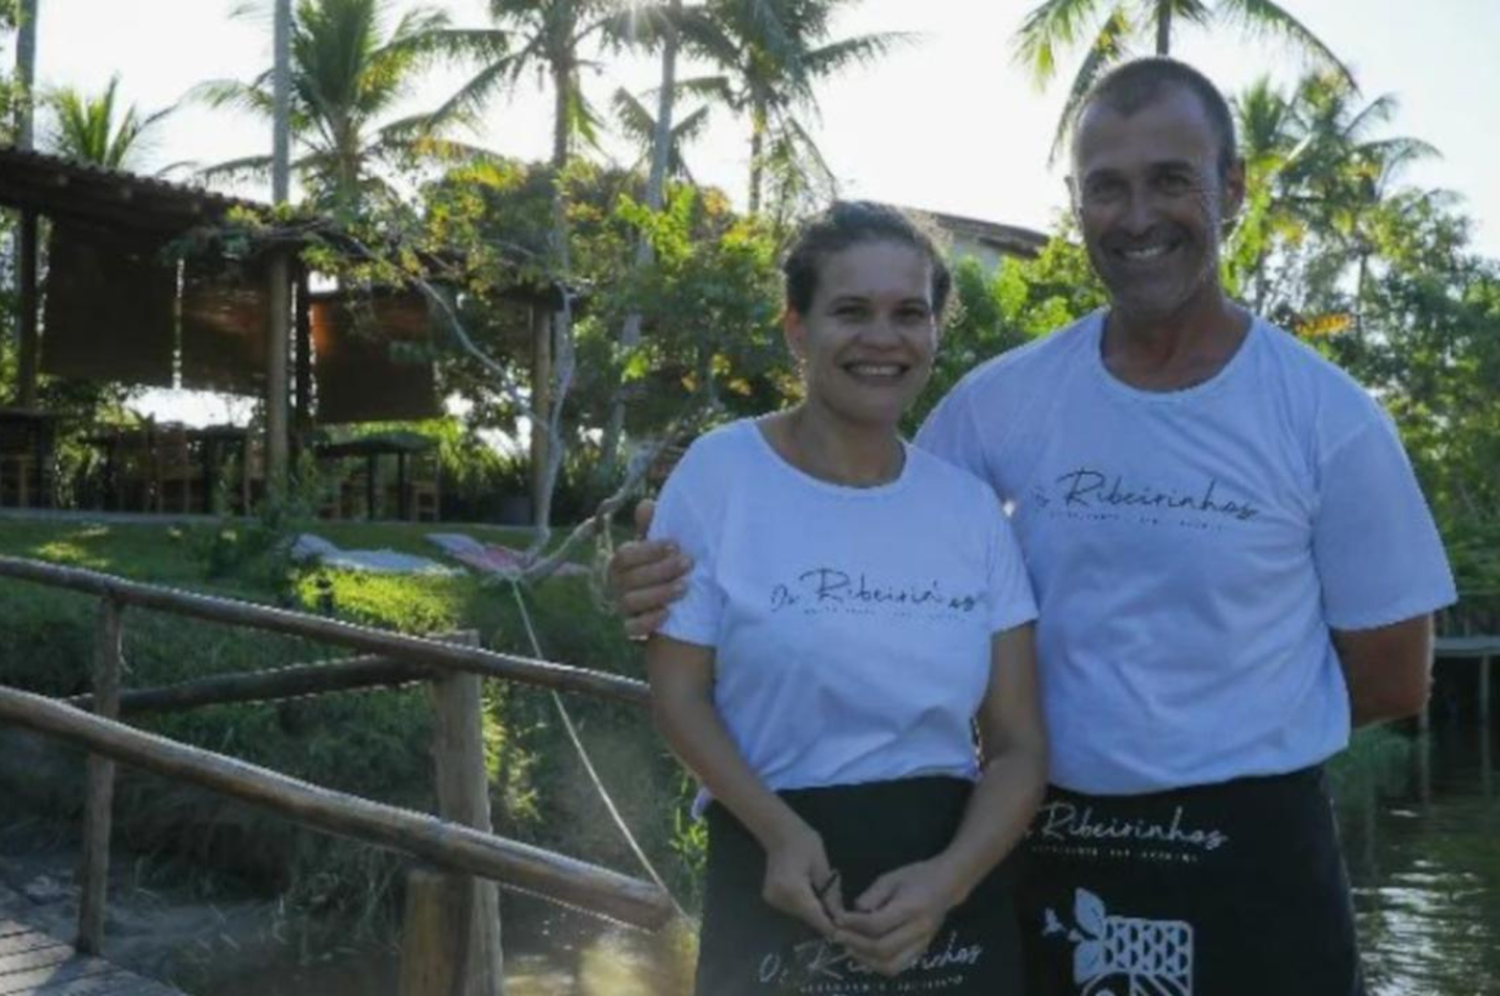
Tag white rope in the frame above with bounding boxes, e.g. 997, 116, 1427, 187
506, 578, 688, 920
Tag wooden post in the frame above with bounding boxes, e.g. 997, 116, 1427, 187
529, 304, 551, 526
266, 253, 291, 499
1480, 654, 1491, 727
402, 630, 503, 996
294, 265, 313, 438
17, 209, 39, 409
76, 596, 123, 955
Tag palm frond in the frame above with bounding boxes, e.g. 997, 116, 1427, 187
1013, 0, 1111, 87
801, 31, 917, 79
1049, 6, 1133, 164
1216, 0, 1358, 91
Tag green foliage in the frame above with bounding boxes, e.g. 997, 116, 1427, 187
195, 0, 459, 217
910, 231, 1106, 430
1013, 0, 1354, 159
42, 75, 174, 170
1325, 726, 1412, 805
0, 519, 700, 924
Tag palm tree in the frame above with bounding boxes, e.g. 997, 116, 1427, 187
612, 87, 708, 182
44, 76, 175, 171
1226, 73, 1439, 333
428, 0, 623, 172
1013, 0, 1356, 159
679, 0, 908, 214
15, 0, 38, 149
196, 0, 460, 214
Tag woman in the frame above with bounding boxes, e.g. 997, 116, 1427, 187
645, 201, 1047, 995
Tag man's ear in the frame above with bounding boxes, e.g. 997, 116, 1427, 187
1064, 174, 1083, 226
1223, 157, 1247, 222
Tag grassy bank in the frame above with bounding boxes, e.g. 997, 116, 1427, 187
0, 515, 697, 932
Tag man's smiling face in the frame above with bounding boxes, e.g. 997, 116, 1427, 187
1071, 85, 1244, 325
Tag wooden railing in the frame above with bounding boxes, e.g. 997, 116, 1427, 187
0, 556, 670, 995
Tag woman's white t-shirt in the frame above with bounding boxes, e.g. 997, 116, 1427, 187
649, 419, 1037, 805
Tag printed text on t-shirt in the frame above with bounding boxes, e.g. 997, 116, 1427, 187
770, 567, 984, 618
1031, 467, 1261, 527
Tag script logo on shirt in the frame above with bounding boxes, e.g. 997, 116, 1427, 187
1030, 467, 1260, 530
769, 567, 984, 618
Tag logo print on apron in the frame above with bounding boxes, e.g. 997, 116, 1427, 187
1044, 888, 1194, 996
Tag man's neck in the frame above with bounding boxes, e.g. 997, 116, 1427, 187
1102, 289, 1250, 392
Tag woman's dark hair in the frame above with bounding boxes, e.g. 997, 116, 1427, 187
782, 201, 952, 316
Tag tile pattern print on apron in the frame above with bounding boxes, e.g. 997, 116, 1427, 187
1044, 888, 1193, 996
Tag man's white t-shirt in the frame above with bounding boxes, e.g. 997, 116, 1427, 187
917, 312, 1457, 795
650, 419, 1038, 803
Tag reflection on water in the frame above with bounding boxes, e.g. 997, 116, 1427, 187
200, 727, 1499, 996
1341, 725, 1500, 996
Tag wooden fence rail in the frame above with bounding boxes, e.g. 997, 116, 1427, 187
0, 686, 673, 929
0, 556, 650, 707
0, 555, 674, 994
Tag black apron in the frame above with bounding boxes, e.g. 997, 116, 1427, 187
696, 775, 1025, 995
1016, 765, 1365, 996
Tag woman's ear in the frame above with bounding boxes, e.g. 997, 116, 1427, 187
783, 308, 808, 364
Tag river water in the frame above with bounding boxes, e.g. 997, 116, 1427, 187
204, 727, 1500, 995
1343, 726, 1500, 995
3, 726, 1495, 994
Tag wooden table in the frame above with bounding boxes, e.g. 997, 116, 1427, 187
0, 407, 60, 509
81, 424, 253, 514
313, 432, 436, 520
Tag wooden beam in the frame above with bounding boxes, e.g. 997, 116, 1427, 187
76, 597, 123, 956
0, 686, 674, 929
64, 653, 433, 716
0, 558, 649, 707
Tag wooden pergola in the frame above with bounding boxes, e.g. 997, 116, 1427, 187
0, 146, 572, 518
0, 145, 304, 489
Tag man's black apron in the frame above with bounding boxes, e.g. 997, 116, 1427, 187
695, 775, 1025, 995
1017, 765, 1365, 996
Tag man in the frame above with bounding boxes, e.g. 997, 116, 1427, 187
611, 58, 1455, 995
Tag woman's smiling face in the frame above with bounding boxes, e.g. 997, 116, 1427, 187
785, 239, 940, 430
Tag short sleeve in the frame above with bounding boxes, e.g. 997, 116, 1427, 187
647, 448, 725, 647
984, 493, 1038, 634
1313, 413, 1457, 630
916, 383, 992, 483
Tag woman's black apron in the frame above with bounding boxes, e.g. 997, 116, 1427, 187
1016, 764, 1366, 996
696, 775, 1025, 995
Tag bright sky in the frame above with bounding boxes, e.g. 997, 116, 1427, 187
19, 0, 1500, 422
26, 0, 1500, 260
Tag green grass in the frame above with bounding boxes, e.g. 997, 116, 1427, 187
0, 515, 696, 931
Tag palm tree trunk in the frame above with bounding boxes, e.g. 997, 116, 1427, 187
13, 0, 39, 408
271, 0, 292, 204
748, 108, 766, 215
645, 3, 681, 213
551, 63, 572, 169
16, 0, 38, 149
532, 61, 578, 535
1155, 5, 1171, 55
266, 0, 294, 500
602, 0, 681, 472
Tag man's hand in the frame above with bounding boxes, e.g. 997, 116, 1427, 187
834, 860, 962, 977
608, 499, 692, 639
